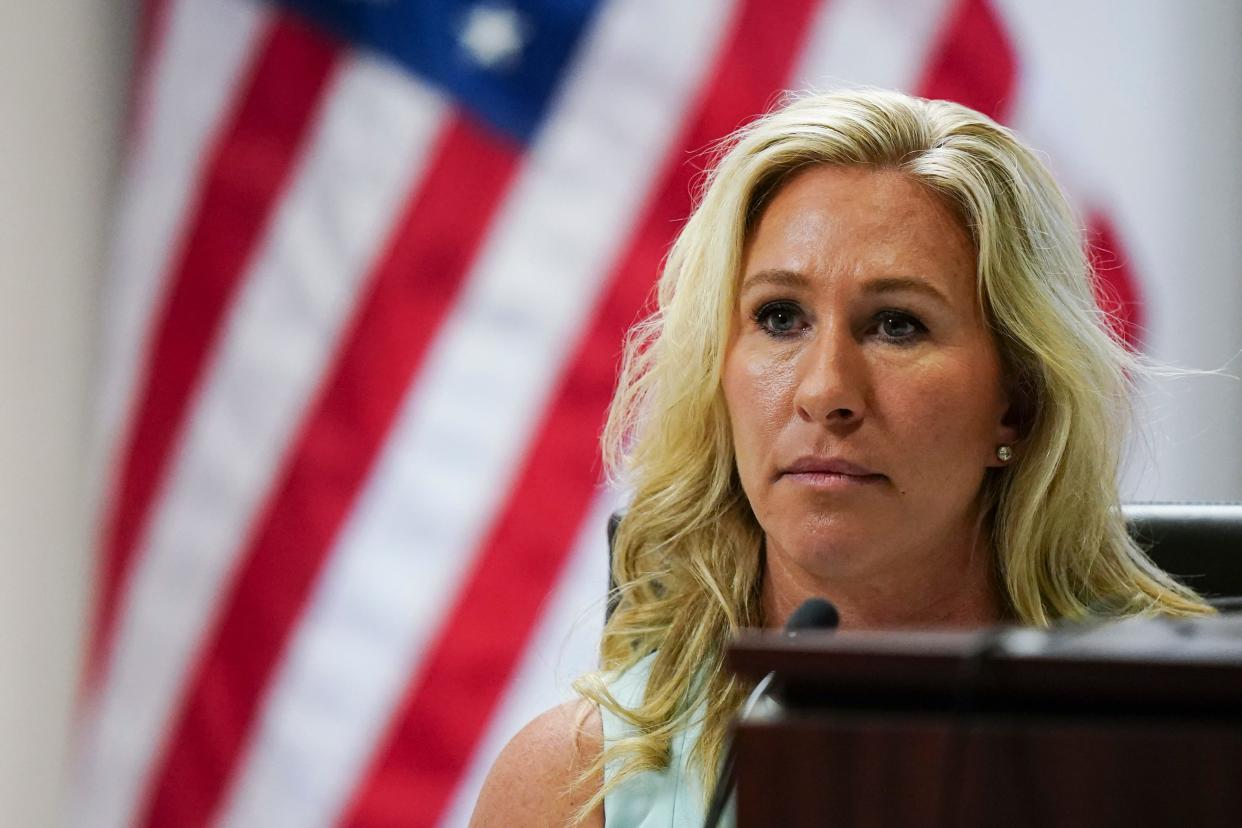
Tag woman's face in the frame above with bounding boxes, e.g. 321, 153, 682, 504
723, 164, 1017, 591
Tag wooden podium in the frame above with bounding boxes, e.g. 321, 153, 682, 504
726, 617, 1242, 826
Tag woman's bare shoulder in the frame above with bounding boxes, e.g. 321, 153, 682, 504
469, 698, 604, 828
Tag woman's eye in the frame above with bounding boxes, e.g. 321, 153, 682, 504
876, 311, 924, 341
754, 302, 803, 336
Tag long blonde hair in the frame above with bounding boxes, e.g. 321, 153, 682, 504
573, 88, 1210, 812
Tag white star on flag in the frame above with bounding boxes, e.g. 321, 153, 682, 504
459, 4, 527, 69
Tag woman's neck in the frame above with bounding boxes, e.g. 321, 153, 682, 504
761, 538, 1004, 631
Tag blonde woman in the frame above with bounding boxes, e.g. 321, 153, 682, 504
470, 88, 1210, 827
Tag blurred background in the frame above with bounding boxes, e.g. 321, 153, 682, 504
2, 1, 1240, 826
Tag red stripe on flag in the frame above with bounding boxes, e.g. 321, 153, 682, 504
339, 2, 825, 825
138, 0, 171, 75
1086, 211, 1145, 350
135, 115, 521, 828
92, 17, 338, 682
917, 3, 1147, 350
128, 0, 174, 139
918, 0, 1017, 121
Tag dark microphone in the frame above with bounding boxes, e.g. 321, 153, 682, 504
703, 598, 839, 827
784, 597, 839, 636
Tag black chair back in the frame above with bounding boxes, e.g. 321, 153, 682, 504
1124, 502, 1242, 609
605, 503, 1242, 615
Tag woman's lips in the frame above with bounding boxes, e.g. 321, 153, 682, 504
779, 456, 887, 488
783, 470, 886, 490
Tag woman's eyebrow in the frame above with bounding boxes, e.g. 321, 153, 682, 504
739, 268, 809, 294
740, 271, 951, 306
861, 276, 950, 305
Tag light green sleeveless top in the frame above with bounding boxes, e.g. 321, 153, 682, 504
599, 653, 732, 827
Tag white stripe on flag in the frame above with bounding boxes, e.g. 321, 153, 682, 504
791, 0, 952, 92
215, 1, 739, 824
90, 0, 269, 518
439, 486, 619, 828
68, 56, 448, 828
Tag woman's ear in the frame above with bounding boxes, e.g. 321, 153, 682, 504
987, 416, 1021, 467
987, 373, 1031, 467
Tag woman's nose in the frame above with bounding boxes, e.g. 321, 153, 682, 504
792, 327, 866, 425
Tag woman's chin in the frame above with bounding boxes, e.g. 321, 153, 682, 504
766, 520, 902, 582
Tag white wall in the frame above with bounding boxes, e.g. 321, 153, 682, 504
994, 0, 1242, 503
0, 3, 132, 825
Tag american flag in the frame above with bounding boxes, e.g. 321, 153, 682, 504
71, 0, 1232, 826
